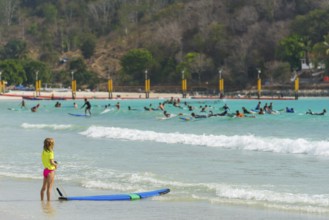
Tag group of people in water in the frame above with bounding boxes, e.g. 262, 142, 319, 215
17, 97, 327, 119
137, 99, 327, 119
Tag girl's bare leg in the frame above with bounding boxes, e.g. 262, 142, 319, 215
46, 172, 55, 201
40, 177, 48, 201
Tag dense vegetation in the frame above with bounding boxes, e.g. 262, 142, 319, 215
1, 0, 329, 91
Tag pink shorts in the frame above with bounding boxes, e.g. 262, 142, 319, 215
43, 168, 54, 178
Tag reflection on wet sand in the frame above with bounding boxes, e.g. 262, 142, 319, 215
41, 201, 55, 216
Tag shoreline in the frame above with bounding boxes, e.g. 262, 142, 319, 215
1, 177, 328, 220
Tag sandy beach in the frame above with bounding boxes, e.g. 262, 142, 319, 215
0, 89, 298, 101
0, 90, 187, 100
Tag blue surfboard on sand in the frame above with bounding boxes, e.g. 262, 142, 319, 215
58, 188, 170, 201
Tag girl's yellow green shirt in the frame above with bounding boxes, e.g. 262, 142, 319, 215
42, 151, 55, 170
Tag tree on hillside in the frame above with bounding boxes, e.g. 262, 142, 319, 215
184, 52, 214, 85
276, 35, 305, 70
87, 0, 119, 35
291, 9, 329, 44
80, 34, 96, 59
120, 48, 154, 85
312, 34, 329, 72
41, 3, 58, 24
22, 60, 51, 85
264, 61, 291, 84
2, 39, 27, 59
0, 0, 19, 26
69, 58, 99, 89
0, 59, 26, 85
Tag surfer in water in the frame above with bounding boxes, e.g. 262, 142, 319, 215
128, 106, 138, 111
31, 104, 40, 112
191, 112, 207, 118
40, 138, 58, 201
20, 100, 26, 108
81, 98, 91, 115
306, 109, 326, 115
242, 107, 253, 114
255, 101, 261, 110
115, 102, 120, 110
163, 111, 171, 118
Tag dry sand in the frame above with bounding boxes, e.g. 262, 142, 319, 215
0, 90, 190, 100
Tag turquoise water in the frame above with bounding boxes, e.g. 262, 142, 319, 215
1, 98, 329, 219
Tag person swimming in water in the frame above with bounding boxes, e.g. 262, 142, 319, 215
128, 106, 138, 111
20, 100, 26, 108
286, 107, 294, 113
306, 109, 326, 115
158, 102, 165, 111
255, 101, 261, 110
242, 107, 252, 114
31, 104, 40, 112
163, 111, 171, 118
115, 102, 120, 110
191, 112, 207, 118
208, 110, 227, 117
235, 110, 244, 118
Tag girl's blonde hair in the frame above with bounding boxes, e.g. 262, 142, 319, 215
43, 138, 55, 152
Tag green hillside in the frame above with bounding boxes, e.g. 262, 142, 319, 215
1, 0, 329, 91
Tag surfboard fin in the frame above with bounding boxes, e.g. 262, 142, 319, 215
56, 187, 63, 197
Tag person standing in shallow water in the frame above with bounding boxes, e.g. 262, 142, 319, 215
40, 138, 57, 201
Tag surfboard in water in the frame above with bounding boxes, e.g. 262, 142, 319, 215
100, 108, 111, 114
179, 116, 193, 121
58, 188, 170, 201
68, 113, 90, 117
156, 114, 177, 120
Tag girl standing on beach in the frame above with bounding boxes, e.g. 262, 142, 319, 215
40, 138, 57, 201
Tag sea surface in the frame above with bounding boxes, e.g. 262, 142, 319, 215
1, 97, 329, 220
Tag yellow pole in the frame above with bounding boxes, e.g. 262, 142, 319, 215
257, 78, 261, 92
71, 80, 76, 92
220, 79, 224, 93
182, 79, 187, 92
294, 76, 299, 100
35, 80, 39, 96
147, 79, 150, 92
0, 80, 3, 94
108, 79, 113, 99
108, 79, 113, 92
257, 78, 261, 99
38, 80, 41, 96
72, 80, 76, 99
294, 77, 299, 91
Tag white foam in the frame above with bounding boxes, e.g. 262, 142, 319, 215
80, 126, 329, 157
215, 184, 329, 206
21, 123, 73, 130
0, 171, 41, 180
79, 169, 329, 213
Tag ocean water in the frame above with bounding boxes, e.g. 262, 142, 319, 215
1, 97, 329, 219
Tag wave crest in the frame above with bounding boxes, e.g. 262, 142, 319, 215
80, 126, 329, 156
21, 123, 73, 130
